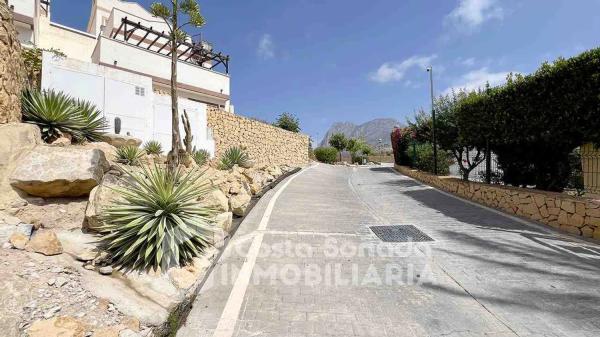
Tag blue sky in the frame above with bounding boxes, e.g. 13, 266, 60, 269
50, 0, 600, 144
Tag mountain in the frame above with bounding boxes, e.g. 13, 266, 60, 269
319, 118, 401, 149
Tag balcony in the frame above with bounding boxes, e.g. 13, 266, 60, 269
93, 8, 230, 103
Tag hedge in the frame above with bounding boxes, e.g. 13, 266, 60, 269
455, 47, 600, 191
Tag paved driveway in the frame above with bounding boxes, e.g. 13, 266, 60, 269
178, 164, 600, 337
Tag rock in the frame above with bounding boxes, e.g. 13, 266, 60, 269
26, 229, 63, 255
85, 174, 128, 232
55, 276, 68, 287
120, 316, 140, 332
10, 147, 109, 197
240, 159, 255, 169
27, 316, 86, 337
210, 228, 227, 248
215, 212, 233, 232
76, 249, 98, 262
79, 142, 118, 162
99, 266, 113, 275
8, 232, 28, 249
50, 136, 71, 147
101, 134, 142, 148
91, 326, 120, 337
267, 165, 283, 177
119, 329, 140, 337
16, 223, 33, 236
229, 192, 251, 217
168, 267, 198, 290
198, 189, 229, 212
0, 211, 22, 225
47, 278, 56, 286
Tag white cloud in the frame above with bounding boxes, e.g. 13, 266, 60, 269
458, 57, 476, 67
443, 67, 515, 94
446, 0, 503, 30
257, 34, 274, 59
369, 55, 437, 84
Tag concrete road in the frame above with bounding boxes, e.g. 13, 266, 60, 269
178, 164, 600, 337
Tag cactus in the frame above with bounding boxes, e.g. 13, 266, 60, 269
181, 110, 193, 155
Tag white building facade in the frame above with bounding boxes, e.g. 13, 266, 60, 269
8, 0, 232, 155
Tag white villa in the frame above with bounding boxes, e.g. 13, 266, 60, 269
7, 0, 232, 154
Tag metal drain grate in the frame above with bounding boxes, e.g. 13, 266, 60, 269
369, 225, 434, 243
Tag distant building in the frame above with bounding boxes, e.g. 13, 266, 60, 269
8, 0, 232, 154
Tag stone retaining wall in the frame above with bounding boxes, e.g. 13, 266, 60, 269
0, 0, 25, 124
395, 164, 600, 240
207, 107, 310, 167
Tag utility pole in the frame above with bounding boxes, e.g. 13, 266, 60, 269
427, 66, 438, 175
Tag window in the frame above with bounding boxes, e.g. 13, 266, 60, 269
135, 86, 145, 96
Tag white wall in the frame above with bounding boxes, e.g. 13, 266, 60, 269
41, 52, 153, 140
8, 0, 35, 18
41, 52, 215, 155
153, 96, 215, 156
94, 37, 230, 97
38, 16, 98, 62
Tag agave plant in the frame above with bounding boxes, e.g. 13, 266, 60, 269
21, 89, 85, 142
98, 165, 216, 271
73, 99, 108, 142
143, 140, 163, 155
192, 148, 210, 166
218, 146, 249, 170
115, 146, 145, 166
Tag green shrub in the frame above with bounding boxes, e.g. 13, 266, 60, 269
21, 89, 107, 143
218, 146, 249, 170
99, 165, 216, 271
22, 89, 84, 142
314, 147, 338, 164
192, 148, 210, 166
407, 143, 450, 175
273, 112, 301, 133
143, 140, 163, 155
116, 146, 145, 166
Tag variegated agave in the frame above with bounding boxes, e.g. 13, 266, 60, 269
98, 165, 216, 272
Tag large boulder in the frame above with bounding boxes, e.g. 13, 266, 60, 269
229, 191, 251, 217
0, 123, 42, 207
84, 173, 127, 232
198, 189, 229, 212
77, 141, 118, 162
10, 146, 109, 197
243, 169, 268, 195
101, 133, 142, 148
215, 212, 233, 233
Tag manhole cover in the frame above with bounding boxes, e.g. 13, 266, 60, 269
369, 225, 434, 243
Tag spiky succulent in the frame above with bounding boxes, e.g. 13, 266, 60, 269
218, 146, 249, 170
73, 99, 108, 142
21, 89, 107, 143
21, 89, 85, 142
192, 148, 210, 166
115, 146, 145, 166
143, 140, 163, 155
99, 165, 216, 271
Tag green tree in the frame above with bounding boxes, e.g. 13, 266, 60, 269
151, 0, 206, 169
435, 90, 486, 180
273, 112, 300, 132
328, 132, 348, 161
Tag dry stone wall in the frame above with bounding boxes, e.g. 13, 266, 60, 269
0, 0, 25, 123
395, 164, 600, 240
207, 107, 310, 167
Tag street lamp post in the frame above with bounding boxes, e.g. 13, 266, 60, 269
426, 66, 438, 175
